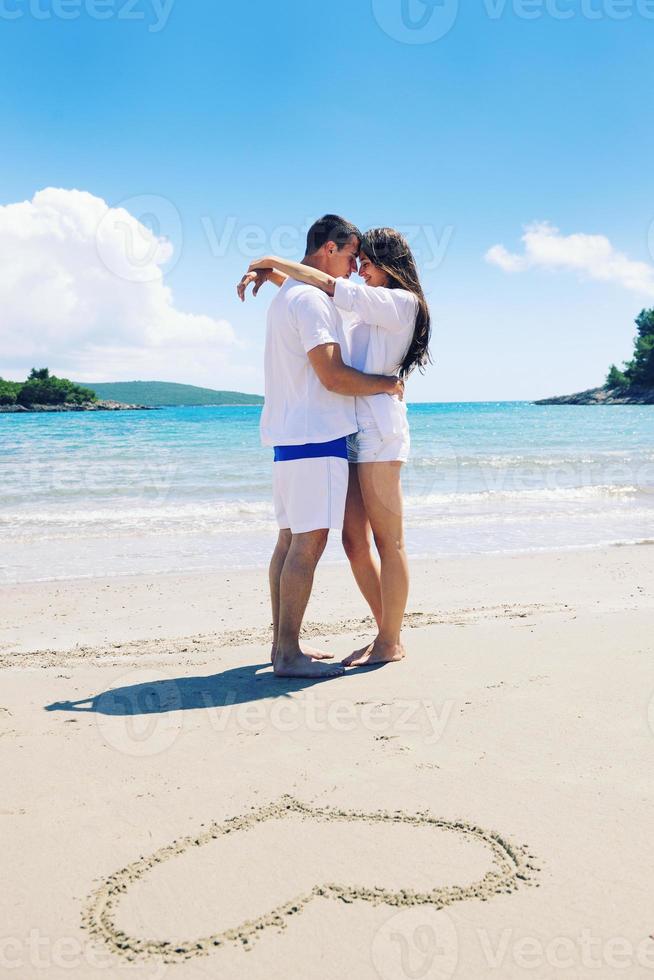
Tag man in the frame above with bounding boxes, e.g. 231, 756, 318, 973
239, 215, 403, 678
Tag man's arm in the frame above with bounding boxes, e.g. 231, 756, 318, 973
308, 344, 403, 398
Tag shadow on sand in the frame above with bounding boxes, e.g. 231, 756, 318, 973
44, 661, 384, 717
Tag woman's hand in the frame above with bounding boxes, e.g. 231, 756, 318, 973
237, 269, 269, 302
392, 378, 405, 401
248, 255, 279, 273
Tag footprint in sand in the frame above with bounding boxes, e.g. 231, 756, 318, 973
83, 797, 539, 965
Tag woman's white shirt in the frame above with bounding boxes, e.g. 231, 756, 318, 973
333, 278, 417, 438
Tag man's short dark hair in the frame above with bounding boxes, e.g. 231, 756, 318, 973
305, 214, 361, 256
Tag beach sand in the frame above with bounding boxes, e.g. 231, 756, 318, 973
2, 544, 654, 978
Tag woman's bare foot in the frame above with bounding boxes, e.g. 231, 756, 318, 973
270, 644, 334, 665
341, 639, 375, 667
274, 650, 345, 678
342, 637, 406, 668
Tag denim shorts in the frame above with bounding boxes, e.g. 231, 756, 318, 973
346, 424, 410, 464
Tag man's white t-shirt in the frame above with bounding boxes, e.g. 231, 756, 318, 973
260, 278, 357, 447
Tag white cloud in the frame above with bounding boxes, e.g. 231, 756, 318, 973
485, 222, 654, 298
0, 187, 235, 380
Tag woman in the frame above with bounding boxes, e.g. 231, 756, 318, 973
239, 228, 431, 666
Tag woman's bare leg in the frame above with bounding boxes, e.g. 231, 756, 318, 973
342, 463, 383, 633
343, 461, 408, 667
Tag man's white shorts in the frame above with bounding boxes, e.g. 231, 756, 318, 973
273, 456, 349, 534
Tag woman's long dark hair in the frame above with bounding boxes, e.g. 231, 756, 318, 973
360, 227, 432, 379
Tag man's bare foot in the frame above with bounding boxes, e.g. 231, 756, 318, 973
270, 644, 334, 665
342, 638, 406, 668
274, 650, 345, 678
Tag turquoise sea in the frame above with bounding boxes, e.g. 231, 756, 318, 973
1, 403, 653, 583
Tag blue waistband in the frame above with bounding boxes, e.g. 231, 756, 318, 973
273, 436, 349, 462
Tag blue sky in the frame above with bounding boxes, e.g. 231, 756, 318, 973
1, 0, 653, 400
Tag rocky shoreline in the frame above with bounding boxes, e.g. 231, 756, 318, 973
535, 385, 654, 405
0, 400, 156, 413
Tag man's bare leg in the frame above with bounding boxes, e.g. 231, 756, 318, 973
269, 528, 334, 665
269, 529, 291, 665
275, 528, 344, 678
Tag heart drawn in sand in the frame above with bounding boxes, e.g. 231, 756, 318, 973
83, 796, 539, 964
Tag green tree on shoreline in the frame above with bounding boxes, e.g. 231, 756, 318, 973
606, 307, 654, 389
0, 368, 97, 406
0, 378, 22, 405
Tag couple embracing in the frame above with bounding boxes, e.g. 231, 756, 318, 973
237, 214, 431, 678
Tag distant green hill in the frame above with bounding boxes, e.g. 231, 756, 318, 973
82, 381, 264, 407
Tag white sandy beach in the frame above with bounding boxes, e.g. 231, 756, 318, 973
2, 544, 654, 979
